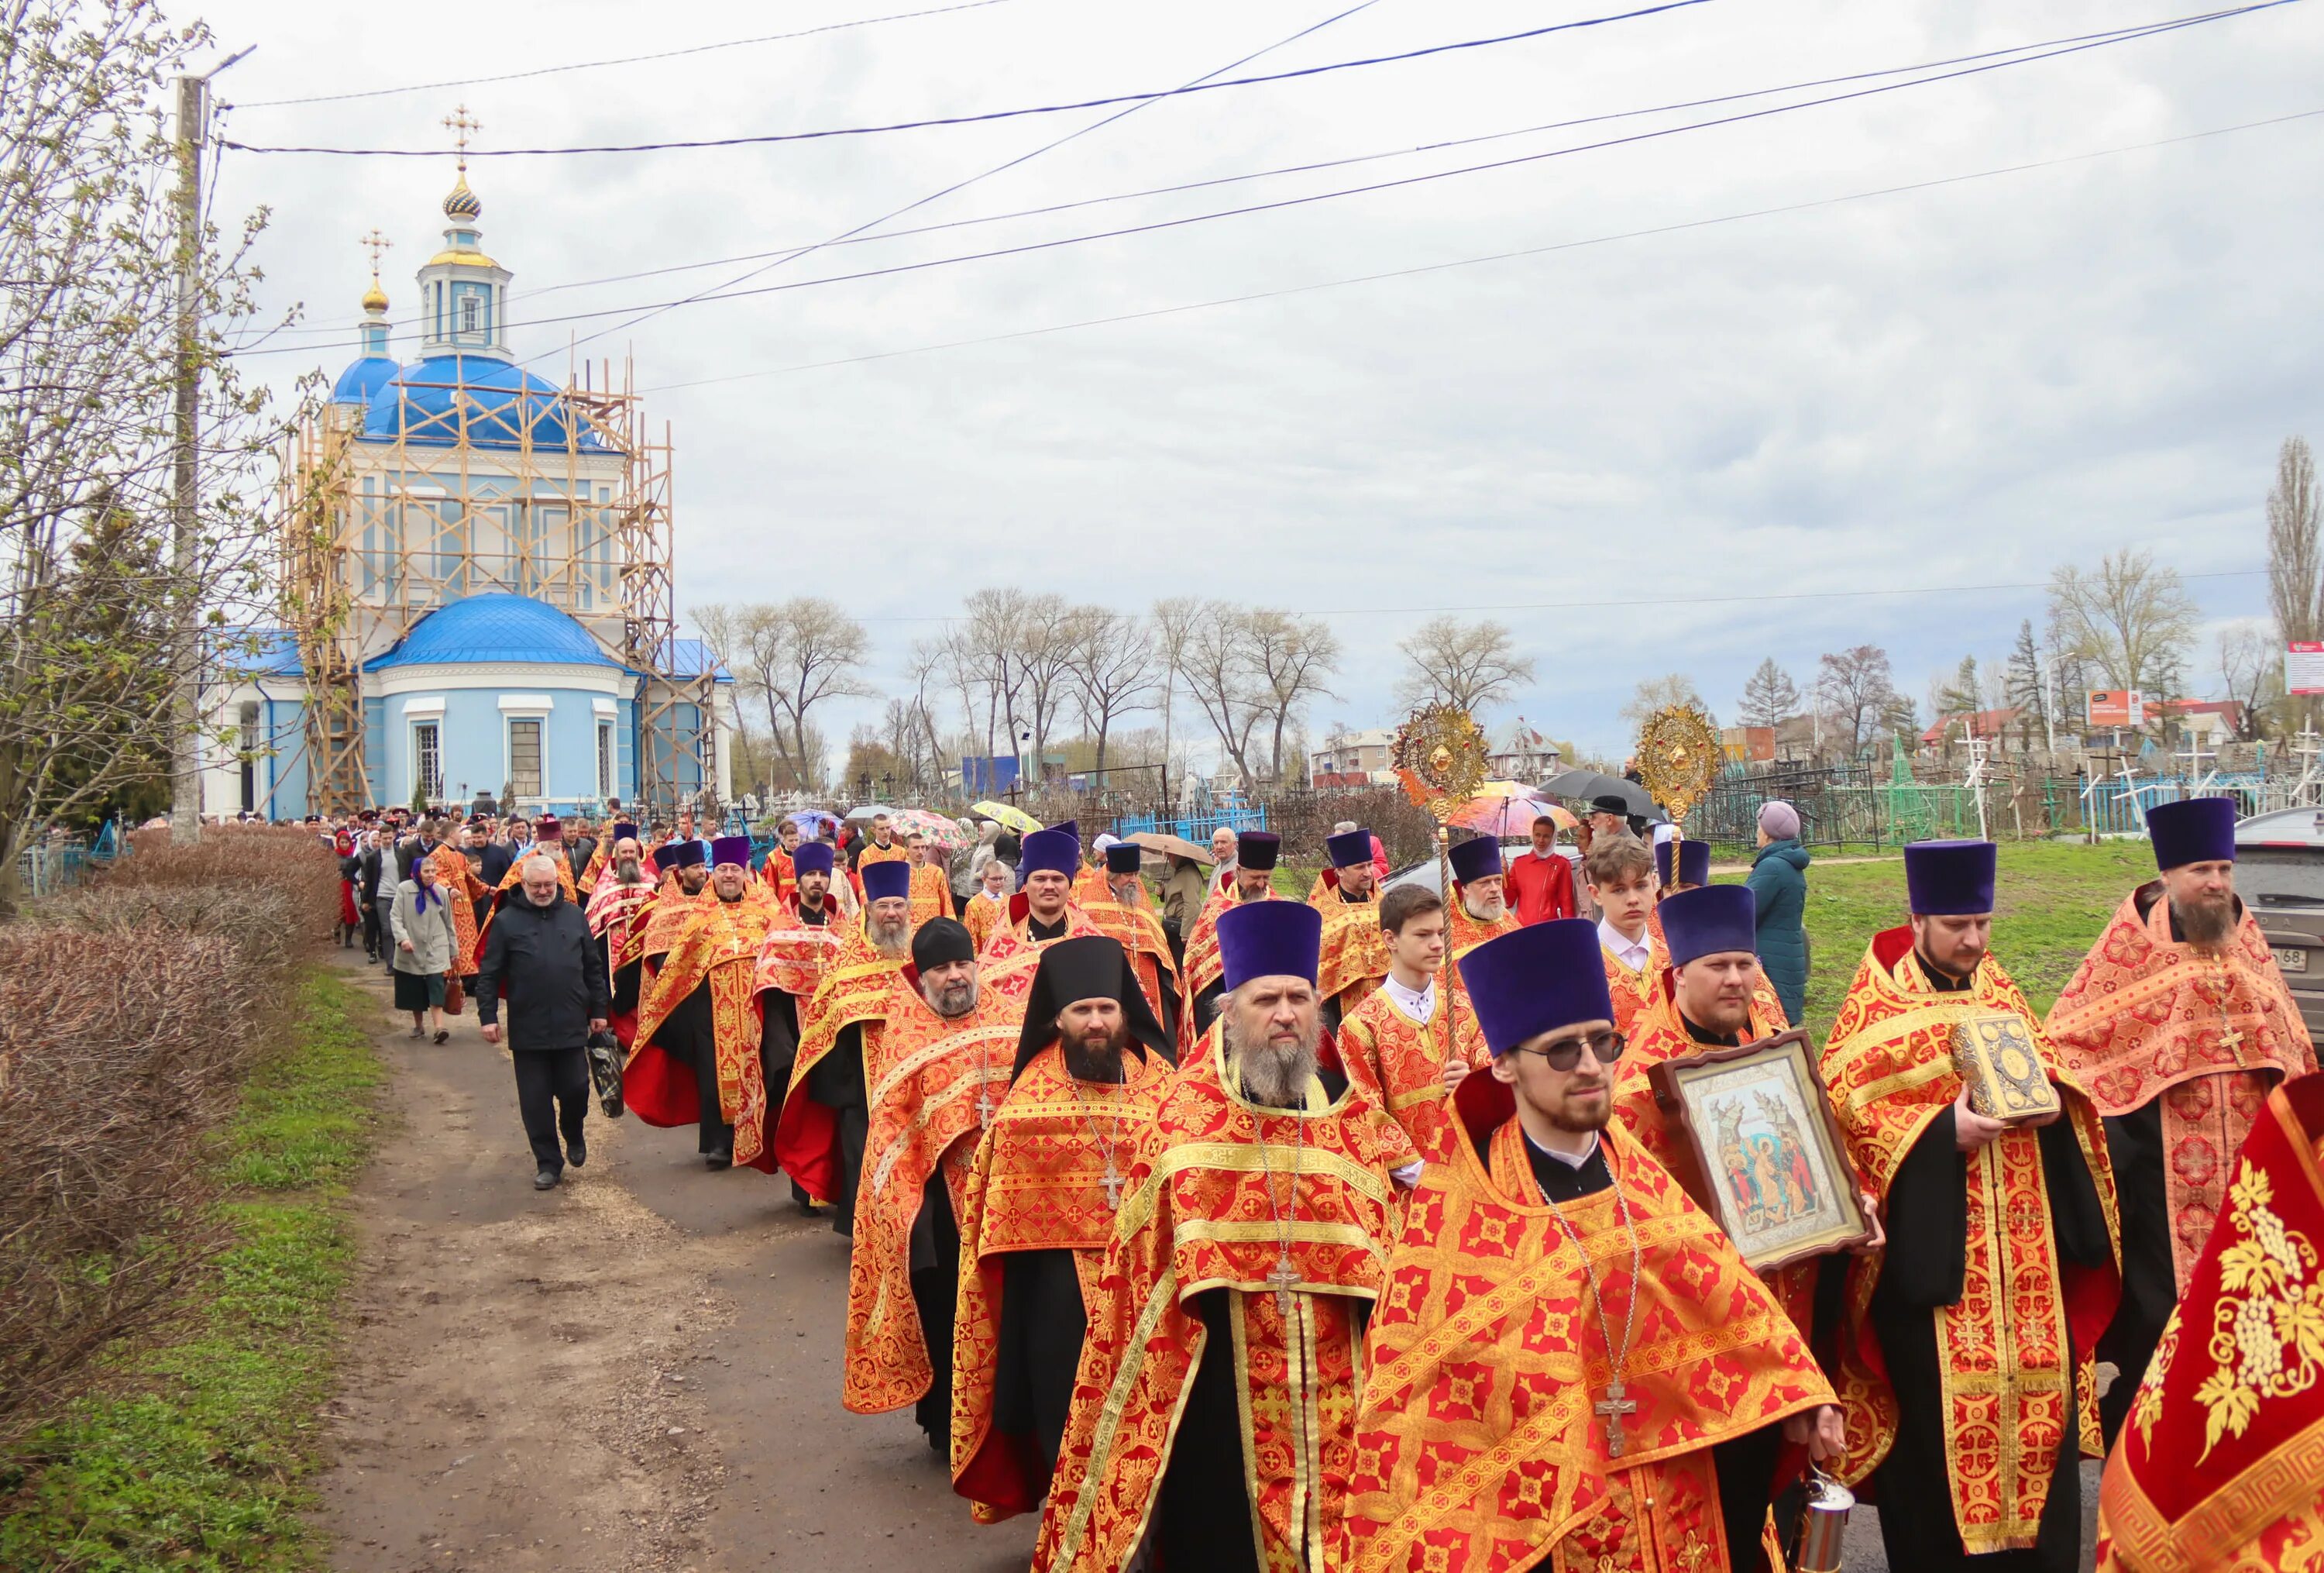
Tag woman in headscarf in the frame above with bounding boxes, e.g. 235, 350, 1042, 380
390, 846, 461, 1043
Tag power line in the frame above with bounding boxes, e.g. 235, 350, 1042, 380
636, 105, 2324, 394
235, 3, 2278, 349
841, 570, 2271, 625
226, 0, 1024, 109
227, 12, 2292, 365
538, 0, 1387, 365
219, 0, 1721, 157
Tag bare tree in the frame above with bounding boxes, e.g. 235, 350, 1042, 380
1008, 591, 1074, 772
1812, 645, 1895, 757
2002, 620, 2049, 749
2218, 620, 2279, 741
1064, 605, 1158, 788
1394, 615, 1535, 713
1736, 659, 1800, 728
1150, 596, 1200, 775
2047, 549, 2201, 694
1246, 608, 1339, 783
2267, 436, 2321, 731
690, 597, 870, 791
0, 6, 282, 890
954, 588, 1033, 773
1619, 673, 1707, 731
1177, 601, 1266, 783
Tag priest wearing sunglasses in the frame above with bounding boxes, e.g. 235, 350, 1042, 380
1340, 917, 1842, 1573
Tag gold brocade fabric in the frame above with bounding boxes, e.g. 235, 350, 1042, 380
427, 844, 489, 976
2047, 889, 2316, 1290
584, 874, 653, 945
751, 911, 837, 1000
493, 852, 577, 898
2095, 1075, 2324, 1573
1079, 892, 1183, 1027
858, 838, 909, 866
909, 862, 951, 926
630, 894, 782, 1163
1337, 982, 1490, 1165
1073, 865, 1110, 907
770, 927, 909, 1202
633, 883, 710, 964
977, 904, 1107, 1008
842, 990, 1027, 1416
1820, 929, 2122, 1551
1443, 898, 1519, 961
1339, 1117, 1834, 1573
1316, 893, 1390, 1016
951, 1044, 1174, 1523
1032, 1024, 1415, 1573
964, 890, 1009, 954
758, 846, 794, 903
1602, 930, 1669, 1038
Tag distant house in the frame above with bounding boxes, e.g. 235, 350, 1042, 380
1921, 707, 2027, 752
1490, 718, 1559, 783
1310, 727, 1398, 788
2162, 699, 2244, 743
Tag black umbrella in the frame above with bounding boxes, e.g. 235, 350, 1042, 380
1537, 769, 1665, 821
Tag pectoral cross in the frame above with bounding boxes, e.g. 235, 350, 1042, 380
2220, 1017, 2247, 1061
1099, 1160, 1124, 1211
1267, 1251, 1301, 1323
977, 1083, 995, 1126
1593, 1380, 1638, 1458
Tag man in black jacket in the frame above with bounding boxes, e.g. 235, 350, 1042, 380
477, 853, 612, 1191
356, 829, 388, 962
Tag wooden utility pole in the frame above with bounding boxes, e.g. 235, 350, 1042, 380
168, 49, 251, 845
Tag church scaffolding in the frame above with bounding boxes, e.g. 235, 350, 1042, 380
277, 353, 711, 818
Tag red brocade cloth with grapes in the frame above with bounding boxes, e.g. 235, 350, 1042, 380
2046, 887, 2314, 1292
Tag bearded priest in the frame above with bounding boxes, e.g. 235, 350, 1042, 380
1442, 832, 1520, 959
1819, 838, 2119, 1573
951, 935, 1175, 1523
1178, 828, 1283, 1038
1033, 900, 1418, 1573
2045, 795, 2315, 1444
1077, 839, 1184, 1040
1341, 917, 1844, 1573
841, 917, 1027, 1453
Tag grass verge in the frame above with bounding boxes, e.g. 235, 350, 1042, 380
0, 967, 386, 1572
1798, 838, 2153, 1041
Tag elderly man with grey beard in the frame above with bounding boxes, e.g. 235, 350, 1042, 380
1033, 901, 1418, 1573
840, 917, 1029, 1453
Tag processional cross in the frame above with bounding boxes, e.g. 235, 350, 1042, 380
1593, 1379, 1639, 1458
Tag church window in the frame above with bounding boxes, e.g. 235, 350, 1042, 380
508, 717, 543, 800
596, 721, 614, 799
460, 291, 479, 333
413, 721, 442, 802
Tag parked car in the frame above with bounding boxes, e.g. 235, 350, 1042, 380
2232, 806, 2324, 1036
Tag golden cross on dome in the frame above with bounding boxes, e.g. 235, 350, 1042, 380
442, 104, 482, 169
358, 228, 393, 273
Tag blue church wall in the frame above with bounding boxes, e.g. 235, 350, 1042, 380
259, 692, 310, 820
376, 682, 631, 812
363, 694, 387, 807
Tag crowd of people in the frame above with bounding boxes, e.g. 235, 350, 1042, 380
290, 793, 2317, 1571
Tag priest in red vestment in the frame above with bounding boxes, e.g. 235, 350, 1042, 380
1337, 883, 1490, 1165
582, 824, 652, 1048
1341, 917, 1842, 1573
1314, 826, 1390, 1032
2045, 796, 2316, 1444
951, 935, 1176, 1523
1033, 901, 1418, 1573
1442, 832, 1521, 960
975, 825, 1106, 1008
1178, 828, 1283, 1040
1076, 839, 1183, 1040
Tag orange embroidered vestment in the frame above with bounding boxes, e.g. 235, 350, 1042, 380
1337, 981, 1490, 1165
1078, 890, 1183, 1031
842, 988, 1026, 1416
1031, 1025, 1416, 1572
427, 843, 489, 978
950, 1041, 1174, 1521
1818, 928, 2121, 1551
2047, 886, 2315, 1289
1315, 890, 1390, 1020
909, 862, 952, 926
1338, 1107, 1835, 1573
772, 926, 907, 1205
976, 901, 1106, 1010
2094, 1071, 2324, 1572
627, 892, 784, 1170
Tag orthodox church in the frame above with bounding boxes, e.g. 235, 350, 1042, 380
204, 122, 732, 821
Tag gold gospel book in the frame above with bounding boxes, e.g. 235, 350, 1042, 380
1950, 1014, 2061, 1122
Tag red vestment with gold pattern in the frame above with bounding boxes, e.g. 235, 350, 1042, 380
950, 1041, 1174, 1522
2095, 1072, 2324, 1572
1818, 927, 2121, 1551
1315, 889, 1389, 1021
772, 924, 906, 1206
1337, 980, 1490, 1165
2047, 886, 2315, 1289
975, 898, 1105, 1010
842, 987, 1026, 1415
627, 890, 784, 1170
1338, 1096, 1835, 1573
427, 842, 490, 978
1031, 1027, 1415, 1572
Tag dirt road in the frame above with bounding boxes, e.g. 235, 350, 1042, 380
313, 950, 2095, 1572
313, 952, 1035, 1573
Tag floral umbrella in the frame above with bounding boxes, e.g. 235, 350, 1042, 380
1449, 793, 1576, 840
889, 807, 971, 852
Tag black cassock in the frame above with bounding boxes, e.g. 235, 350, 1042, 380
907, 1167, 964, 1452
645, 980, 731, 1158
1866, 965, 2113, 1573
760, 905, 847, 1216
987, 1249, 1086, 1490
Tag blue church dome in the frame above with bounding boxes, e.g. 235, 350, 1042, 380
362, 354, 600, 450
363, 593, 627, 671
332, 352, 401, 406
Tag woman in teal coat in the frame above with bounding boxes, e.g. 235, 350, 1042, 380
1745, 800, 1811, 1023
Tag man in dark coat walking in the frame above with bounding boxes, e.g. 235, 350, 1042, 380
476, 853, 611, 1191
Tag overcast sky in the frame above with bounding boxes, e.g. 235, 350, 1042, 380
200, 0, 2324, 766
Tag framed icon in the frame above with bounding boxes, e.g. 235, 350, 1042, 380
1648, 1029, 1872, 1272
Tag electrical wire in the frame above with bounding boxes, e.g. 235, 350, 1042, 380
535, 0, 1385, 365
218, 0, 1720, 157
634, 105, 2324, 395
226, 0, 1024, 109
219, 7, 2299, 363
233, 2, 2282, 348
